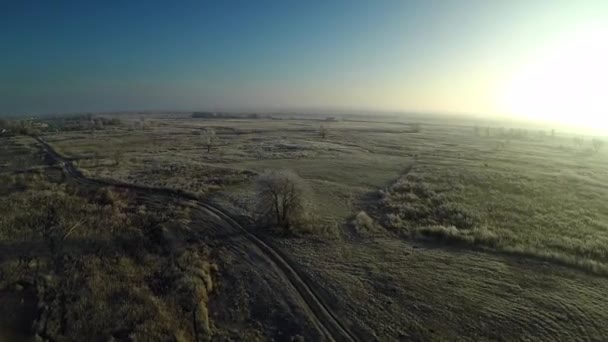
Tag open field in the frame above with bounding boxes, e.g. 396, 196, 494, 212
0, 137, 217, 341
41, 114, 608, 272
0, 134, 332, 341
2, 113, 608, 340
275, 236, 608, 340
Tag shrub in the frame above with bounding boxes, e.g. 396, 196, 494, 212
353, 211, 376, 233
415, 225, 461, 242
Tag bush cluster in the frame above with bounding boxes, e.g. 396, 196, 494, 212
379, 176, 477, 231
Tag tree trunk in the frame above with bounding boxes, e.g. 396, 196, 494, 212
274, 200, 281, 226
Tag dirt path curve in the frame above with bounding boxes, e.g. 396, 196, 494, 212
34, 136, 358, 342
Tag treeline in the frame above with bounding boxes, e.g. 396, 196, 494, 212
45, 115, 122, 132
0, 115, 122, 136
472, 125, 604, 152
192, 112, 267, 119
0, 119, 44, 136
473, 126, 555, 140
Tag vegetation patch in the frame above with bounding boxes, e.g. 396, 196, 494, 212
375, 166, 608, 275
379, 173, 478, 231
0, 171, 217, 340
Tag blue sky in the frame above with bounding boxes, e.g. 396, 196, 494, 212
1, 1, 607, 122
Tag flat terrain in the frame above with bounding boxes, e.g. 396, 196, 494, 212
43, 114, 608, 271
2, 113, 608, 340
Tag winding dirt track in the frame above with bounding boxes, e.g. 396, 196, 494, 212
34, 136, 357, 342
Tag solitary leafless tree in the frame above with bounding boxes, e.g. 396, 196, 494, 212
592, 138, 604, 152
320, 125, 328, 139
255, 170, 308, 231
202, 128, 217, 153
113, 150, 123, 166
473, 126, 480, 136
411, 123, 421, 133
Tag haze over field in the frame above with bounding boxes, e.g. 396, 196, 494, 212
1, 1, 607, 130
3, 2, 608, 340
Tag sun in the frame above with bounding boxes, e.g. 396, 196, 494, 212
500, 26, 608, 130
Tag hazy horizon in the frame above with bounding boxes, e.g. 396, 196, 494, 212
1, 1, 606, 129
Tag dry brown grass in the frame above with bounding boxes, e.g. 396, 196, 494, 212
0, 164, 217, 340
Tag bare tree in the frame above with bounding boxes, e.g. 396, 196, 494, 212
202, 128, 217, 153
538, 130, 546, 140
113, 150, 123, 166
411, 123, 421, 133
95, 119, 104, 130
93, 151, 100, 167
592, 138, 604, 152
255, 170, 308, 231
320, 124, 328, 139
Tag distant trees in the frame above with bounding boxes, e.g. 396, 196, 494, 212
573, 137, 584, 149
193, 112, 266, 119
42, 115, 121, 132
14, 120, 40, 136
192, 112, 219, 119
255, 170, 308, 231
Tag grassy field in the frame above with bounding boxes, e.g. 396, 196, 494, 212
42, 115, 608, 272
4, 112, 608, 339
0, 136, 218, 341
275, 236, 608, 340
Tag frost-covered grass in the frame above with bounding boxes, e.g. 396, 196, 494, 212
42, 115, 608, 273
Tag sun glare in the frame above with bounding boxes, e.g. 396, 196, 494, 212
500, 26, 608, 130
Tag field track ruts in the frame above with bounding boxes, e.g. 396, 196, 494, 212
34, 136, 358, 342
